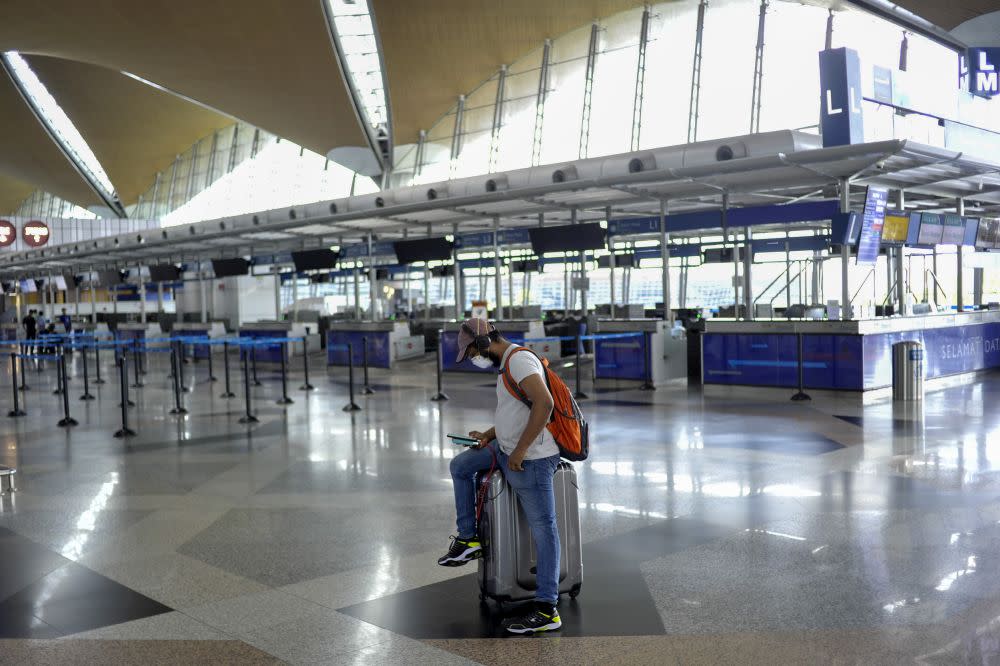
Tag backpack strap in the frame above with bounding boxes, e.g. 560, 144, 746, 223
500, 347, 554, 412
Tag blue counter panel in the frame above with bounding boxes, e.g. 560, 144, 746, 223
327, 330, 391, 369
440, 330, 526, 373
595, 334, 648, 381
239, 330, 285, 363
704, 321, 1000, 391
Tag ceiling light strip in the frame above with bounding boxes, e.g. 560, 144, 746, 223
1, 52, 126, 217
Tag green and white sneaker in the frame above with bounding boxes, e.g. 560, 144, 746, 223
437, 535, 483, 567
503, 603, 562, 634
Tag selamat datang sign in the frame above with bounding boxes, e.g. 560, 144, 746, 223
0, 220, 15, 247
22, 220, 49, 247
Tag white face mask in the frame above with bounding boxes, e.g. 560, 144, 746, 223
470, 355, 493, 369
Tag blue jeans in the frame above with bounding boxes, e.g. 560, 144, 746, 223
449, 441, 561, 604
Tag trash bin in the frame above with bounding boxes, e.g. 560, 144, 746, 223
892, 341, 924, 401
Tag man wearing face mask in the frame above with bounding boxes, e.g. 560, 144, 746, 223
437, 318, 562, 634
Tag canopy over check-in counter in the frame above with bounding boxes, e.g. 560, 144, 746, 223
702, 311, 1000, 391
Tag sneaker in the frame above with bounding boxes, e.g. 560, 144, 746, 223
437, 535, 483, 567
503, 602, 562, 634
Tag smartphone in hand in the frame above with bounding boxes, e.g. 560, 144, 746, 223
448, 433, 480, 447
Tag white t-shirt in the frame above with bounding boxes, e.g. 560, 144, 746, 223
495, 346, 559, 460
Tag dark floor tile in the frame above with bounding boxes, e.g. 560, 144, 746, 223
0, 528, 71, 602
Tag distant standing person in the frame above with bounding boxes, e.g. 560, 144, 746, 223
59, 308, 72, 334
22, 309, 37, 351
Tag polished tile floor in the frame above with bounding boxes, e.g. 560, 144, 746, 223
2, 347, 1000, 664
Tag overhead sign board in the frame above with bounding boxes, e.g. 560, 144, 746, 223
453, 231, 494, 249
0, 220, 15, 247
607, 217, 660, 237
340, 240, 396, 259
819, 48, 865, 147
967, 48, 1000, 97
22, 220, 49, 247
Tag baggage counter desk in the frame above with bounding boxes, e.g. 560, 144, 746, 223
326, 321, 413, 369
441, 319, 545, 373
701, 311, 1000, 391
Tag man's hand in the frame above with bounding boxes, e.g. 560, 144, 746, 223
508, 448, 526, 472
468, 428, 494, 449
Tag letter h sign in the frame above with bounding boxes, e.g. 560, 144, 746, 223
819, 48, 865, 148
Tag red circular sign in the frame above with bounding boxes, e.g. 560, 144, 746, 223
0, 220, 15, 247
22, 220, 49, 247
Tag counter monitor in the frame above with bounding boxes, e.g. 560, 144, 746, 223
19, 279, 36, 293
976, 218, 995, 248
211, 258, 251, 278
881, 210, 910, 244
941, 214, 965, 245
393, 237, 454, 264
291, 249, 339, 271
916, 213, 944, 246
529, 223, 606, 254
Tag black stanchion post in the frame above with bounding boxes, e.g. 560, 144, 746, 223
57, 352, 78, 427
361, 336, 375, 395
169, 345, 188, 415
53, 353, 64, 395
206, 341, 217, 381
18, 343, 28, 391
239, 343, 259, 424
791, 332, 812, 402
431, 330, 448, 402
276, 341, 293, 405
131, 342, 143, 388
114, 357, 136, 438
176, 341, 190, 392
251, 345, 261, 386
80, 345, 94, 400
639, 331, 656, 391
299, 337, 314, 391
117, 352, 136, 408
573, 332, 589, 400
93, 342, 105, 384
342, 343, 361, 412
221, 341, 235, 398
8, 353, 24, 417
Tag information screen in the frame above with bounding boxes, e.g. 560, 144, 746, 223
977, 218, 996, 248
941, 214, 965, 245
856, 186, 889, 265
916, 213, 944, 246
881, 212, 910, 244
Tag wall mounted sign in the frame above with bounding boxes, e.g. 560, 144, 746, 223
0, 220, 15, 247
22, 220, 50, 247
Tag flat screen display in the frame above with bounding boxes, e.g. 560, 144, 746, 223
510, 259, 541, 273
976, 218, 996, 248
529, 223, 607, 254
917, 213, 944, 246
881, 211, 910, 244
291, 249, 340, 271
941, 214, 966, 245
963, 217, 981, 247
393, 238, 454, 264
149, 264, 182, 282
19, 279, 36, 293
98, 270, 123, 286
211, 258, 251, 278
856, 185, 889, 265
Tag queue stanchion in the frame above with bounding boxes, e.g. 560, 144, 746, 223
221, 341, 236, 398
342, 343, 361, 412
18, 343, 28, 391
93, 342, 105, 384
430, 330, 448, 402
639, 331, 656, 391
206, 341, 217, 382
239, 342, 260, 424
169, 344, 188, 415
791, 332, 812, 402
53, 353, 64, 396
57, 351, 78, 427
79, 345, 95, 401
573, 332, 589, 400
299, 337, 314, 391
276, 341, 293, 405
251, 345, 261, 386
361, 336, 375, 395
118, 351, 136, 408
176, 341, 190, 392
113, 356, 136, 438
131, 342, 144, 388
8, 353, 25, 418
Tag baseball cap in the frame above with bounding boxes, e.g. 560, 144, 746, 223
455, 318, 495, 363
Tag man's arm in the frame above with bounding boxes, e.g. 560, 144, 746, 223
469, 427, 496, 448
507, 373, 554, 472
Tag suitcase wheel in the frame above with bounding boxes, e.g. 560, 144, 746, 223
569, 583, 582, 599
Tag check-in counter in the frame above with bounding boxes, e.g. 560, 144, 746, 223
239, 321, 292, 363
115, 323, 148, 347
327, 321, 412, 368
441, 319, 546, 373
174, 321, 228, 357
701, 311, 1000, 391
0, 323, 19, 342
594, 319, 687, 385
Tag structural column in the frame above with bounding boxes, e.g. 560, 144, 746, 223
139, 266, 147, 324
493, 217, 503, 320
202, 272, 210, 324
353, 267, 361, 320
367, 234, 377, 322
660, 201, 672, 324
743, 227, 754, 320
895, 190, 907, 314
89, 267, 97, 324
840, 177, 851, 320
452, 223, 461, 319
957, 198, 965, 311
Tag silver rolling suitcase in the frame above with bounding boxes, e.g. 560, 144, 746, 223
477, 461, 582, 607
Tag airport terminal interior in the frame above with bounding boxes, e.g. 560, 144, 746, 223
2, 1, 1000, 664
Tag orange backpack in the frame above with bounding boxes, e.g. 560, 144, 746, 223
500, 347, 590, 461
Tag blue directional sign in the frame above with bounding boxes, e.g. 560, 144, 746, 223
340, 241, 396, 258
819, 48, 865, 147
497, 228, 531, 245
453, 232, 494, 249
607, 217, 660, 237
968, 48, 1000, 97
